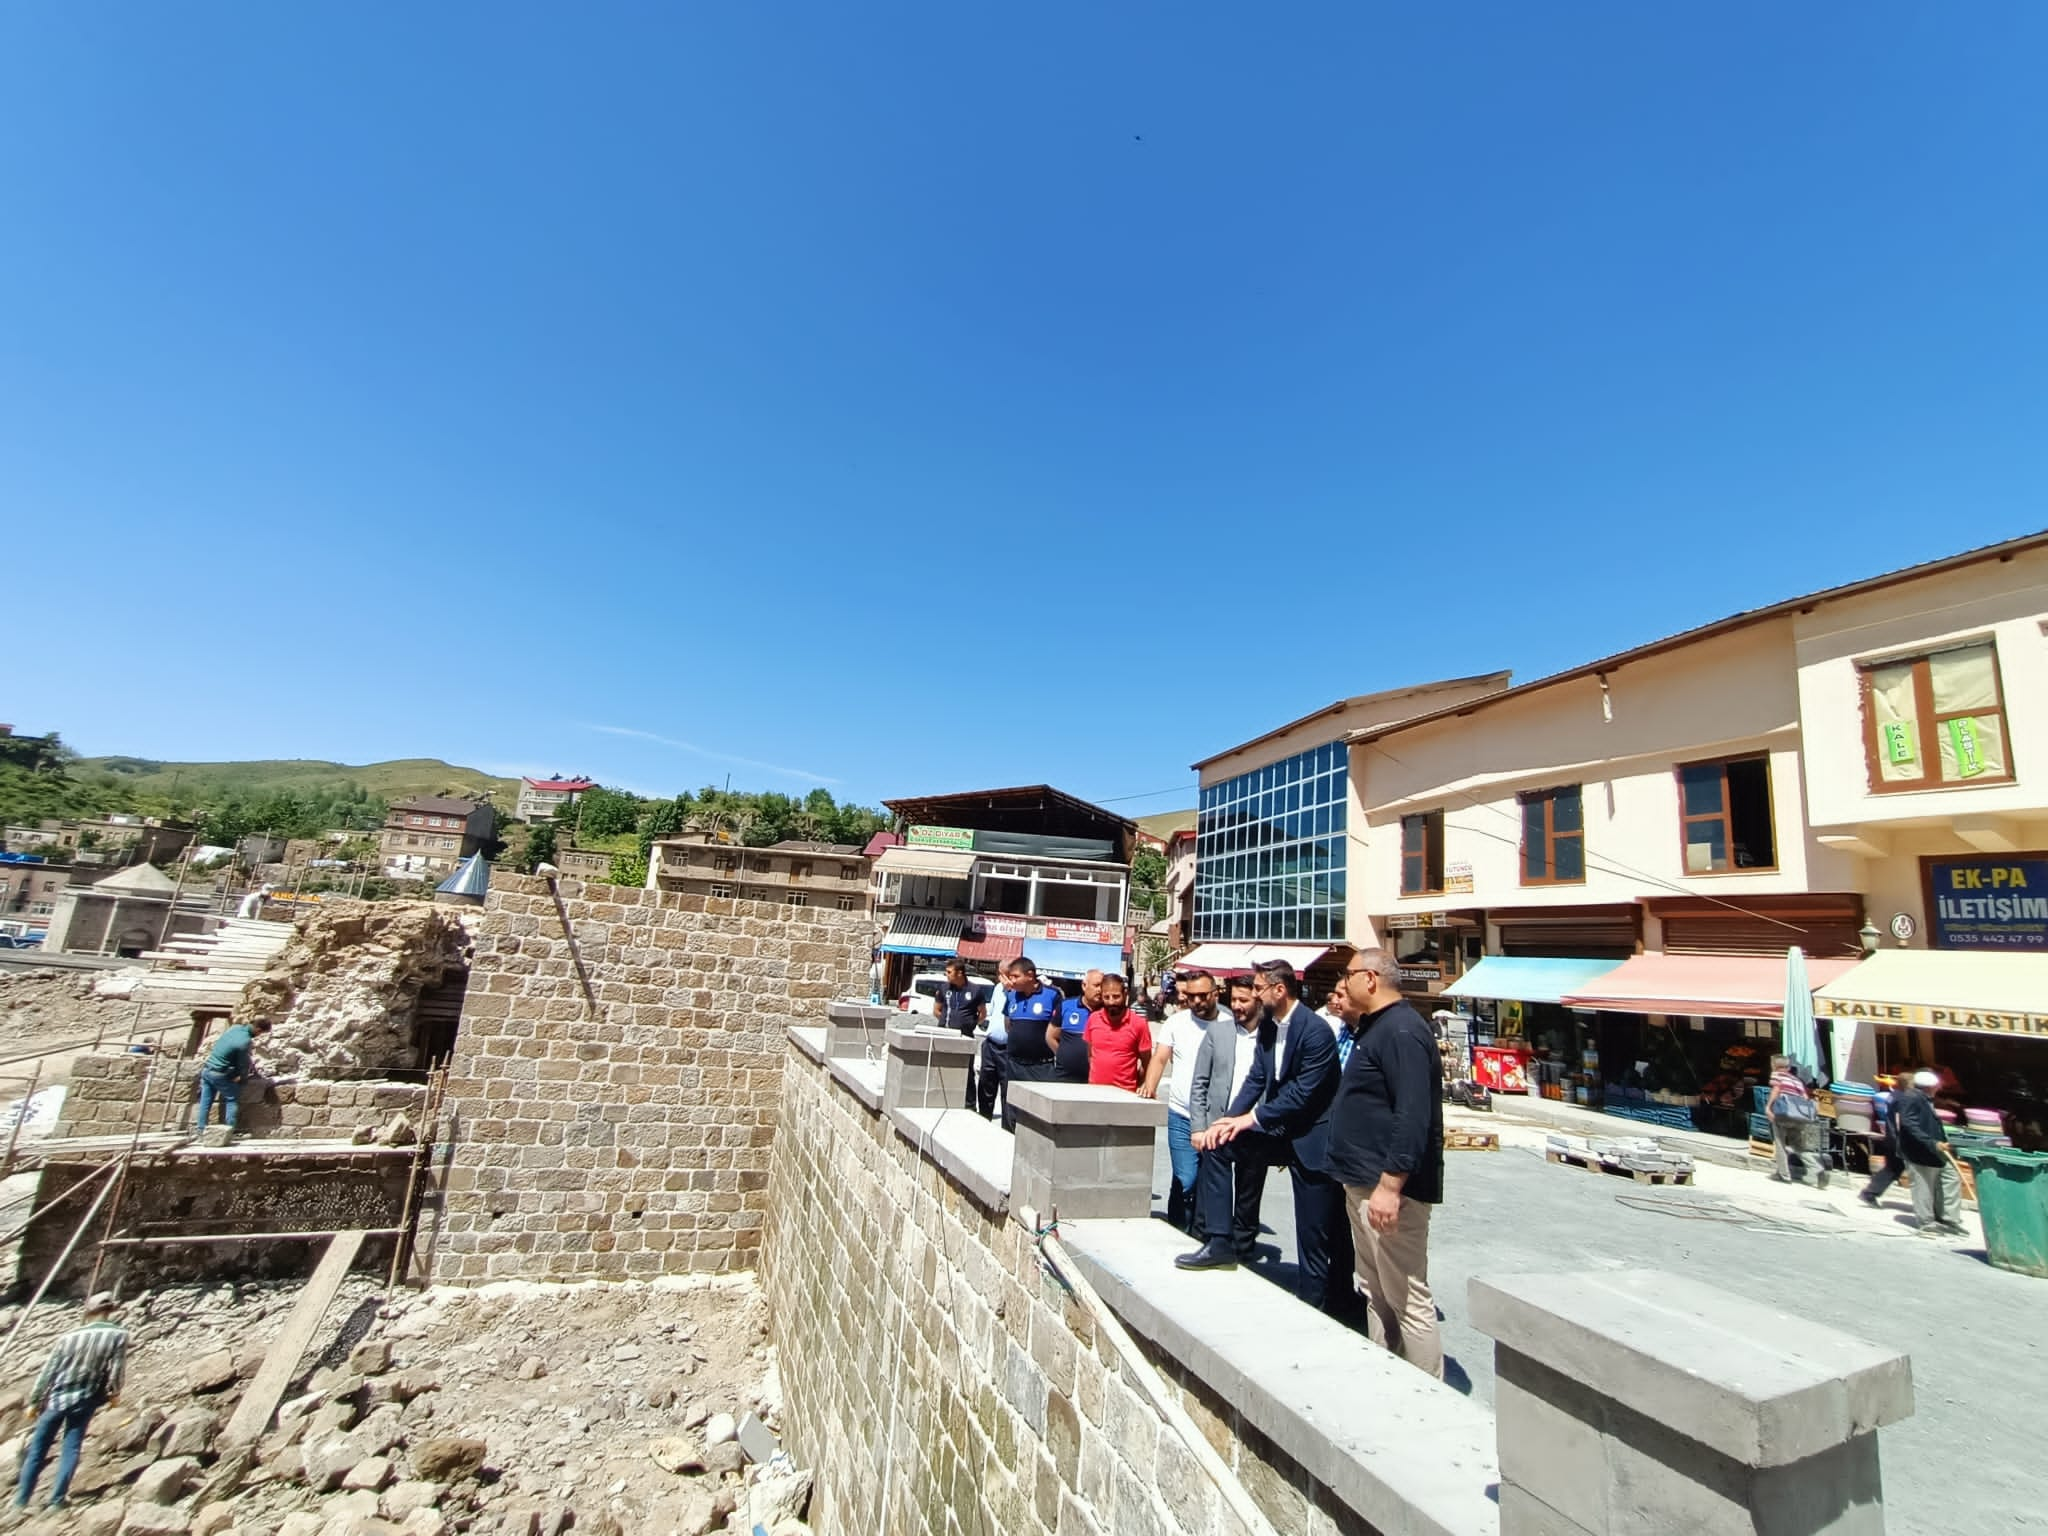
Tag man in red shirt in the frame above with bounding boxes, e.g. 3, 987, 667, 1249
1084, 974, 1154, 1093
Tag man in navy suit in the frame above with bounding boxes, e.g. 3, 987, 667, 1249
1175, 960, 1350, 1312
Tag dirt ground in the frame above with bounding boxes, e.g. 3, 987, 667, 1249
0, 1272, 805, 1535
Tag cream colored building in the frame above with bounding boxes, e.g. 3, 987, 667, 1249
647, 837, 871, 912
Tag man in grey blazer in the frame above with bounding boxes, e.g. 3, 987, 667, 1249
1185, 976, 1265, 1255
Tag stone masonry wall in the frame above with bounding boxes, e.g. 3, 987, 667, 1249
59, 1051, 428, 1142
431, 875, 869, 1283
763, 1041, 1380, 1536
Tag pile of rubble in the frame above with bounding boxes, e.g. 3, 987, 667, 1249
0, 1275, 813, 1536
236, 903, 471, 1075
0, 969, 188, 1055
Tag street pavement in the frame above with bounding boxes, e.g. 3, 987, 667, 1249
1150, 1108, 2048, 1534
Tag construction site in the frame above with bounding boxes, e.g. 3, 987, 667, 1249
0, 876, 865, 1536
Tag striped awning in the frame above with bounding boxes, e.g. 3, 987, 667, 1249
873, 846, 977, 880
878, 911, 968, 956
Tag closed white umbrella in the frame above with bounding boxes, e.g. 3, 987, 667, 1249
1781, 946, 1822, 1077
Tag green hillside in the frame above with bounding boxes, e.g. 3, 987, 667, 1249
1136, 808, 1198, 841
76, 756, 522, 807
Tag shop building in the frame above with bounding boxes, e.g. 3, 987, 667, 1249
1179, 675, 1509, 991
868, 786, 1136, 1000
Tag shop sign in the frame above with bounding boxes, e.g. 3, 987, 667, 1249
1385, 912, 1448, 930
1925, 855, 2048, 950
907, 825, 975, 851
970, 913, 1028, 939
1044, 918, 1121, 945
1825, 995, 2048, 1039
1443, 861, 1474, 895
1399, 963, 1442, 984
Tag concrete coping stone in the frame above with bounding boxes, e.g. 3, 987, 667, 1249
826, 1056, 886, 1114
787, 1025, 828, 1064
826, 1000, 896, 1025
1060, 1217, 1500, 1536
888, 1106, 1011, 1214
1005, 1081, 1166, 1130
1469, 1269, 1915, 1469
885, 1024, 979, 1058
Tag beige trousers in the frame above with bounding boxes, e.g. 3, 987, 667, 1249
1344, 1186, 1443, 1380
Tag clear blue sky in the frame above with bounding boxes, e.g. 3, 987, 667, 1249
6, 5, 2044, 812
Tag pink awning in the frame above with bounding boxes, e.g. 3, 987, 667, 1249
1560, 953, 1861, 1020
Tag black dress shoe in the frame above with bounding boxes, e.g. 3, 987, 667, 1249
1174, 1241, 1239, 1272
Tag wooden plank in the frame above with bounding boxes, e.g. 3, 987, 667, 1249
221, 1229, 367, 1446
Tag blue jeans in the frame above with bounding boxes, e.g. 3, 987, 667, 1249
195, 1069, 241, 1132
16, 1398, 98, 1507
1166, 1110, 1199, 1195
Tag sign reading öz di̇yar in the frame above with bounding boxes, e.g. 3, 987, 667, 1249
1925, 854, 2048, 950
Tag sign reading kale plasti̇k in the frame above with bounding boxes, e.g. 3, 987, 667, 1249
1927, 855, 2048, 950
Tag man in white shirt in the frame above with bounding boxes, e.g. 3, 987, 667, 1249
1139, 970, 1224, 1233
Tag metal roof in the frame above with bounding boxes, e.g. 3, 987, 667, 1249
436, 852, 491, 898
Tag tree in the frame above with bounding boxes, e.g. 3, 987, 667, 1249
576, 787, 641, 839
1130, 846, 1168, 919
522, 821, 557, 873
609, 851, 648, 888
637, 796, 690, 858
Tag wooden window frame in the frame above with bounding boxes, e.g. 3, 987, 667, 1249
1674, 754, 1779, 875
1858, 641, 2015, 794
1518, 785, 1585, 887
1400, 810, 1446, 897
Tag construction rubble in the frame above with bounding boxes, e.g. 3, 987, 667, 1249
0, 1274, 814, 1536
231, 903, 471, 1075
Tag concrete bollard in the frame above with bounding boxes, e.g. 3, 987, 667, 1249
882, 1025, 978, 1114
824, 1001, 894, 1060
1471, 1269, 1915, 1536
1004, 1082, 1164, 1222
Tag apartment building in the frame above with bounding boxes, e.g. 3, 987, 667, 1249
516, 776, 595, 823
647, 836, 872, 912
381, 796, 498, 880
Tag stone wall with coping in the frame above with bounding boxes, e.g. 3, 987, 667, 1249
58, 1051, 429, 1141
763, 1037, 1380, 1536
429, 875, 870, 1283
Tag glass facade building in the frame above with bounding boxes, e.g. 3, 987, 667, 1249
1193, 740, 1348, 942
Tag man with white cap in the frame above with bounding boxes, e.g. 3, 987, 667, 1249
15, 1292, 127, 1511
1894, 1069, 1966, 1237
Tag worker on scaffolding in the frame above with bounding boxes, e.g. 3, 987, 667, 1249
14, 1292, 127, 1513
193, 1017, 273, 1139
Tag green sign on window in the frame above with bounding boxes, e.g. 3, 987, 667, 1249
1948, 717, 1986, 778
1881, 721, 1915, 766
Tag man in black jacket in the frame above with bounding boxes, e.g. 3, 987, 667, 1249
1327, 949, 1445, 1378
1175, 961, 1347, 1312
1896, 1069, 1966, 1237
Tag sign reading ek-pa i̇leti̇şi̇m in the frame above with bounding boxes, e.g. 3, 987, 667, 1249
1926, 854, 2048, 950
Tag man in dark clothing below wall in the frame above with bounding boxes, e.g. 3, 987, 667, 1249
1896, 1069, 1967, 1237
194, 1018, 272, 1138
998, 958, 1066, 1132
1327, 948, 1446, 1379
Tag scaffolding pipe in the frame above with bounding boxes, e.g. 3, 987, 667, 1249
0, 1160, 124, 1248
0, 1059, 41, 1180
85, 1047, 171, 1295
0, 1169, 118, 1369
98, 1227, 402, 1248
388, 1066, 446, 1290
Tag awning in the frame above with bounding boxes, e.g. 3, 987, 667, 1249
878, 912, 968, 957
957, 929, 1024, 964
1442, 956, 1625, 1006
1815, 950, 2048, 1039
1245, 943, 1335, 969
1172, 943, 1251, 973
1561, 952, 1860, 1020
873, 846, 976, 879
1023, 938, 1126, 979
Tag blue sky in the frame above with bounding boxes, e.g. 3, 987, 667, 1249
6, 6, 2044, 812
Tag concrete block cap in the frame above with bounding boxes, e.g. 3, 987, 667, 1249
1469, 1269, 1914, 1469
1005, 1082, 1167, 1129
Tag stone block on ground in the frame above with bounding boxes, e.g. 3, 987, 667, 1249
194, 1444, 257, 1505
135, 1455, 201, 1505
397, 1513, 447, 1536
648, 1435, 705, 1474
278, 1515, 327, 1536
154, 1406, 220, 1459
193, 1505, 236, 1536
344, 1454, 394, 1491
186, 1350, 238, 1395
704, 1441, 745, 1479
642, 1488, 720, 1536
410, 1436, 487, 1482
380, 1479, 443, 1519
747, 1468, 814, 1529
349, 1340, 394, 1377
75, 1507, 126, 1536
118, 1505, 193, 1536
302, 1429, 371, 1492
107, 1406, 166, 1453
354, 1406, 406, 1458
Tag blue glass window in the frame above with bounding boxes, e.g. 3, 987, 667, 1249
1192, 739, 1349, 943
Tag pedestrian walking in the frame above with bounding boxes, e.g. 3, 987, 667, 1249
1326, 949, 1446, 1379
1896, 1069, 1967, 1236
1141, 970, 1224, 1233
1858, 1075, 1905, 1206
1083, 973, 1153, 1092
194, 1018, 272, 1137
1767, 1055, 1828, 1188
1178, 961, 1347, 1314
934, 959, 992, 1111
15, 1292, 127, 1512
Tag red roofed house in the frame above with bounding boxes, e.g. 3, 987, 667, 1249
516, 776, 597, 823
